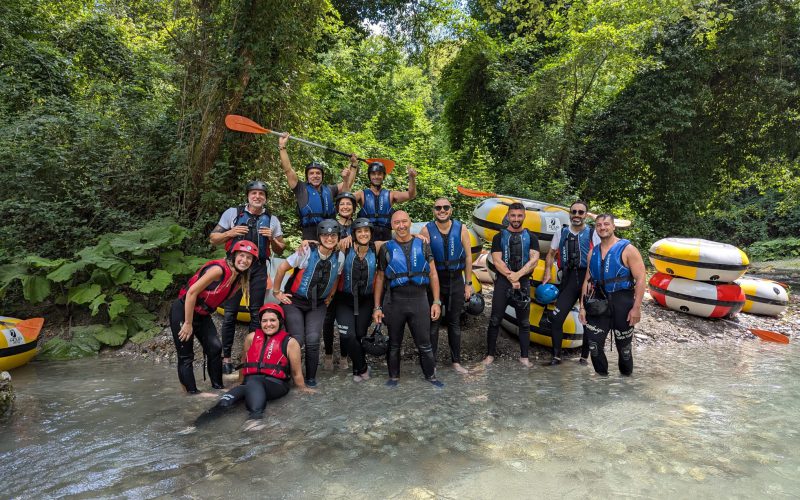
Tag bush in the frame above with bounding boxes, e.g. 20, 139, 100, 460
745, 238, 800, 262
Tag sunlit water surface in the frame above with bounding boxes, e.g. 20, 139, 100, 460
2, 343, 799, 498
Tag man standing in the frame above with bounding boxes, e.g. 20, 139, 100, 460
373, 211, 444, 387
419, 198, 473, 374
579, 214, 646, 376
482, 202, 540, 367
541, 200, 601, 366
210, 180, 286, 374
353, 161, 417, 242
278, 133, 355, 240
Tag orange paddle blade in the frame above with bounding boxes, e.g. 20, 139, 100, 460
751, 327, 790, 344
365, 158, 396, 175
3, 318, 45, 341
458, 186, 498, 198
225, 115, 271, 135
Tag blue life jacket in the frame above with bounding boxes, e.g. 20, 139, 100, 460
384, 239, 430, 289
298, 183, 335, 228
589, 239, 634, 293
227, 205, 272, 262
340, 245, 377, 296
558, 226, 594, 270
339, 222, 353, 239
358, 189, 393, 229
426, 220, 465, 272
288, 246, 340, 301
500, 229, 531, 272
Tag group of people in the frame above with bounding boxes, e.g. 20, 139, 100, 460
170, 133, 646, 428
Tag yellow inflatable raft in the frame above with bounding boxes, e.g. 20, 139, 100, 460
471, 197, 570, 254
0, 316, 44, 371
735, 277, 790, 317
217, 257, 288, 323
485, 254, 559, 286
649, 238, 749, 282
501, 302, 584, 349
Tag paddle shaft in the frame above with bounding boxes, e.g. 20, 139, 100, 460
268, 130, 362, 161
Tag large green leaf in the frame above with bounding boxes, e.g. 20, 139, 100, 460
108, 293, 130, 320
161, 250, 209, 276
94, 321, 128, 346
47, 261, 88, 283
120, 301, 157, 335
130, 269, 173, 293
22, 275, 52, 303
129, 326, 162, 344
108, 262, 135, 285
107, 220, 187, 256
89, 293, 107, 316
23, 256, 67, 269
90, 269, 115, 289
67, 283, 102, 304
38, 326, 102, 360
76, 241, 122, 270
0, 263, 28, 289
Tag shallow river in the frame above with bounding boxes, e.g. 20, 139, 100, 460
2, 342, 799, 498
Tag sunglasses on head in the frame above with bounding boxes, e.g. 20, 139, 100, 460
434, 205, 451, 211
571, 209, 586, 215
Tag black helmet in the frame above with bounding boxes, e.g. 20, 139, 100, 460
335, 192, 357, 207
507, 288, 530, 309
361, 323, 388, 356
305, 161, 325, 176
245, 180, 267, 194
464, 293, 485, 316
352, 217, 373, 231
367, 162, 386, 175
317, 219, 341, 238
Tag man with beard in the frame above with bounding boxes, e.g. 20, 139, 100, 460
373, 211, 444, 387
210, 180, 287, 374
419, 197, 473, 374
278, 133, 356, 240
541, 200, 601, 366
353, 161, 417, 242
482, 202, 540, 368
578, 214, 646, 376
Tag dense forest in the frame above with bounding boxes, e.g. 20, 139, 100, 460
1, 0, 799, 354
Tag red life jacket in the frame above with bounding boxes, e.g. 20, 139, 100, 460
241, 329, 292, 379
178, 259, 238, 316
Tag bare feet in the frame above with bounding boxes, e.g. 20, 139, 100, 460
197, 391, 219, 398
338, 358, 350, 370
360, 369, 371, 381
242, 419, 265, 432
453, 363, 469, 374
519, 357, 532, 368
481, 355, 495, 366
323, 355, 333, 370
353, 374, 363, 383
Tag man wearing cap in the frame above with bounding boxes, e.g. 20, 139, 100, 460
210, 180, 287, 374
278, 133, 356, 240
353, 161, 417, 242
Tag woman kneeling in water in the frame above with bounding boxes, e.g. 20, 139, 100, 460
194, 303, 313, 431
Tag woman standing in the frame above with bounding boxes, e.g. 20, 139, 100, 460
170, 241, 257, 394
273, 220, 342, 387
335, 218, 381, 382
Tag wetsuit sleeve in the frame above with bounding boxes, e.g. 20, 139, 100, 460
216, 207, 238, 230
377, 245, 390, 271
422, 242, 434, 263
292, 181, 308, 207
528, 230, 540, 252
328, 184, 340, 198
271, 216, 283, 238
490, 234, 502, 253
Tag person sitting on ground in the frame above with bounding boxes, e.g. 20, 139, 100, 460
170, 241, 257, 394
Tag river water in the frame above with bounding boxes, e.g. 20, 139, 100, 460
2, 342, 799, 499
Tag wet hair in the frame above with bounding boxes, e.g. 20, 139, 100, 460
507, 202, 525, 213
594, 213, 615, 223
571, 200, 588, 211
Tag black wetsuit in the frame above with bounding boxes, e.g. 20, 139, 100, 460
336, 291, 373, 375
585, 289, 635, 376
550, 267, 590, 359
379, 240, 437, 379
429, 271, 464, 364
169, 299, 223, 392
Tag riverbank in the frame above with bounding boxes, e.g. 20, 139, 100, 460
111, 281, 798, 376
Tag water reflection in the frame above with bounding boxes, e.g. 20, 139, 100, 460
2, 342, 799, 498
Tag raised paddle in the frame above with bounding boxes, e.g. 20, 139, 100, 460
457, 186, 633, 228
718, 317, 790, 344
225, 114, 396, 174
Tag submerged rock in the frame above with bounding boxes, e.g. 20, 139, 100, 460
0, 371, 13, 416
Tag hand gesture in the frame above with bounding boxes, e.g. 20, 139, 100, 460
279, 133, 289, 148
407, 167, 417, 178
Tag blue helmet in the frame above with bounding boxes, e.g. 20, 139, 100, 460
534, 284, 559, 305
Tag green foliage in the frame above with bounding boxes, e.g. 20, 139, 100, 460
746, 238, 800, 262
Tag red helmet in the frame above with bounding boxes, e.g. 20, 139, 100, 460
259, 303, 285, 321
230, 240, 259, 258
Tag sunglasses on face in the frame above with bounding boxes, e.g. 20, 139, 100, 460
571, 209, 586, 215
434, 205, 451, 211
